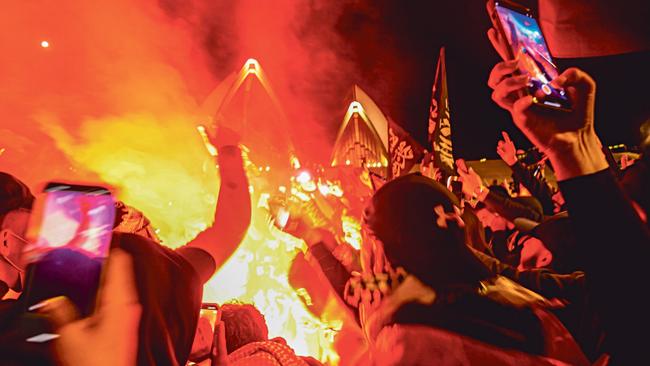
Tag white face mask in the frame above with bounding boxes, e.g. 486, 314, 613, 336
1, 229, 27, 274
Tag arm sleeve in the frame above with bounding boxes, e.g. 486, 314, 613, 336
558, 169, 650, 362
176, 246, 217, 284
471, 247, 585, 301
483, 190, 544, 222
307, 243, 352, 299
510, 162, 556, 215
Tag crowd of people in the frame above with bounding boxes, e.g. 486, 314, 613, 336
1, 21, 649, 366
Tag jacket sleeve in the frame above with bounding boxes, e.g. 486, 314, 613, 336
471, 247, 585, 302
558, 169, 650, 363
510, 161, 556, 215
307, 242, 352, 299
482, 189, 544, 222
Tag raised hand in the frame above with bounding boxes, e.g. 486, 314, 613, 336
209, 125, 242, 149
487, 58, 527, 112
620, 154, 636, 170
496, 131, 518, 166
456, 159, 485, 198
486, 1, 510, 61
488, 53, 607, 181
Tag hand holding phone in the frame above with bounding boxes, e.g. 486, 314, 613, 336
23, 182, 115, 320
34, 249, 141, 366
189, 303, 220, 363
487, 0, 571, 111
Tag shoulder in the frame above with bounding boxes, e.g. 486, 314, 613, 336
110, 232, 204, 292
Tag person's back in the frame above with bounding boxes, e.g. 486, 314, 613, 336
112, 233, 206, 366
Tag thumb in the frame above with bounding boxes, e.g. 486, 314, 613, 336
212, 321, 229, 366
551, 68, 595, 95
36, 296, 81, 330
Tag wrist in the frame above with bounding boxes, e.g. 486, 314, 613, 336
546, 131, 608, 181
217, 144, 240, 154
473, 185, 489, 201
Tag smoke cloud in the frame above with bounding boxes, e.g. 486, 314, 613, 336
1, 0, 362, 244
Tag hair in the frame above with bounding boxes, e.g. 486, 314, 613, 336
462, 209, 492, 256
365, 174, 491, 290
0, 172, 34, 226
220, 302, 269, 354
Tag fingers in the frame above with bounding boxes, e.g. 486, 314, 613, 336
496, 141, 506, 154
511, 96, 535, 128
37, 296, 81, 329
491, 75, 529, 110
487, 59, 519, 89
468, 167, 481, 180
551, 67, 595, 94
501, 131, 511, 143
213, 126, 242, 148
98, 249, 141, 366
487, 28, 510, 61
456, 158, 468, 174
99, 249, 139, 311
212, 321, 229, 366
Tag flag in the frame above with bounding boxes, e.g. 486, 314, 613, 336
388, 118, 425, 179
428, 47, 455, 178
368, 170, 387, 191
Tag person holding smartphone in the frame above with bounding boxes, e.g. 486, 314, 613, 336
486, 2, 650, 363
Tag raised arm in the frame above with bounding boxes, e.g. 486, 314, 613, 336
497, 131, 555, 215
457, 158, 543, 222
187, 127, 251, 278
487, 29, 650, 361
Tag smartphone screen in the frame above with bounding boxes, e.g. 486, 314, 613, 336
494, 2, 571, 111
23, 183, 115, 318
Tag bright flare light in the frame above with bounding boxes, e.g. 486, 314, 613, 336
196, 125, 218, 157
203, 178, 342, 363
245, 58, 260, 75
40, 40, 50, 48
296, 171, 312, 184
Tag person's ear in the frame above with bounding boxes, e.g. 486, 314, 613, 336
1, 230, 12, 257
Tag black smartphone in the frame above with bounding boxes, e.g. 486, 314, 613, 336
22, 182, 115, 324
188, 303, 221, 363
446, 176, 464, 202
487, 0, 571, 111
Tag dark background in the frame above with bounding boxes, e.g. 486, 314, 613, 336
336, 0, 650, 160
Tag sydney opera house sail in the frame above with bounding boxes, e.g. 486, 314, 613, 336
200, 59, 293, 174
330, 85, 389, 178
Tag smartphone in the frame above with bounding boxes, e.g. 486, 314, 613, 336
446, 176, 464, 202
488, 0, 571, 111
188, 303, 220, 363
22, 182, 115, 320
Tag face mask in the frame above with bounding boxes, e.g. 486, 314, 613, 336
1, 229, 27, 274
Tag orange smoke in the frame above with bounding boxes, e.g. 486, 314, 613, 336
1, 0, 364, 362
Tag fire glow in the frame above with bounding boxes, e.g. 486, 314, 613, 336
195, 59, 363, 363
2, 1, 365, 361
